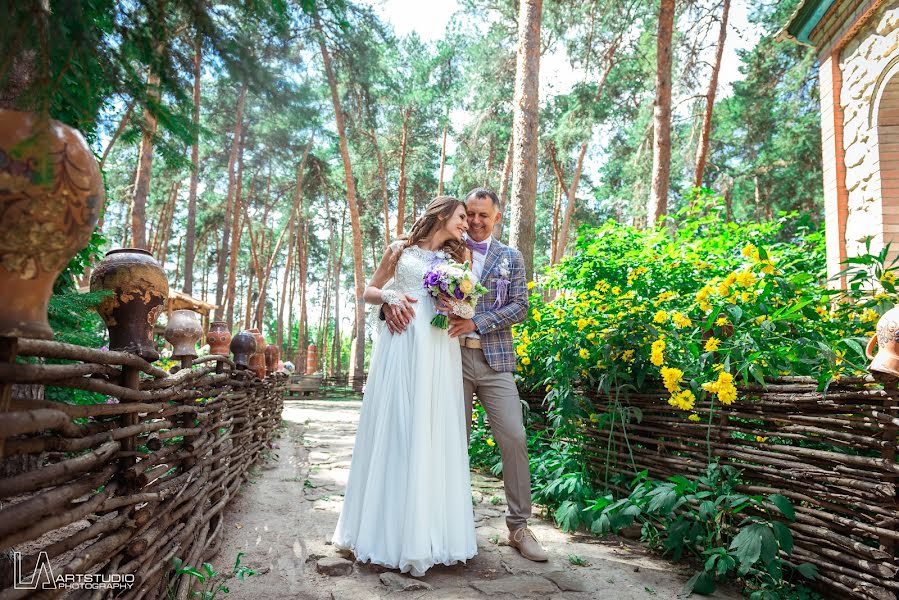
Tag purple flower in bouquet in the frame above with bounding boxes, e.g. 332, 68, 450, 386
453, 286, 465, 300
422, 261, 489, 329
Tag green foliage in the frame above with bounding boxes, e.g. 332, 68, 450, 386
167, 552, 256, 600
589, 464, 818, 598
516, 190, 888, 427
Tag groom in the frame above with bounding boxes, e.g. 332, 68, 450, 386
384, 187, 547, 562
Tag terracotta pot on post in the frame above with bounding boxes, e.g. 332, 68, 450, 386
164, 310, 202, 370
247, 328, 266, 379
264, 344, 280, 376
306, 344, 319, 374
866, 307, 899, 380
0, 109, 105, 339
90, 249, 168, 362
230, 331, 256, 370
207, 321, 232, 374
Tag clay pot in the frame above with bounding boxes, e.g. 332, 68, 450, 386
230, 331, 257, 370
866, 307, 899, 379
164, 310, 202, 360
264, 344, 280, 376
207, 321, 232, 356
248, 328, 267, 379
306, 344, 319, 374
90, 248, 168, 361
0, 109, 105, 339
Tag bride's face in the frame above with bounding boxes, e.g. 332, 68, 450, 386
441, 204, 469, 242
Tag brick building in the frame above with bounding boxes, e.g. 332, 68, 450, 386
784, 0, 899, 284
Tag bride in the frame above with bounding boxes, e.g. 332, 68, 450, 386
331, 196, 477, 576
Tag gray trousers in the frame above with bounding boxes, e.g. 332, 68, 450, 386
461, 346, 532, 531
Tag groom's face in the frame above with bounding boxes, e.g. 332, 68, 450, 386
466, 197, 500, 242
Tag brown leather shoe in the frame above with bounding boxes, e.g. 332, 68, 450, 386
508, 527, 548, 562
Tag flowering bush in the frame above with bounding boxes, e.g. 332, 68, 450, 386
515, 191, 892, 423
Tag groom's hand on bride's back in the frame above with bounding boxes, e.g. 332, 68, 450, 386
382, 295, 417, 334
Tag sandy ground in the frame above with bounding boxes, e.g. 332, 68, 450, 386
208, 399, 742, 600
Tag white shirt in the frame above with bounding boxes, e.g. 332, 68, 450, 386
465, 236, 492, 339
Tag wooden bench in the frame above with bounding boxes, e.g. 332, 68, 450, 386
284, 374, 323, 399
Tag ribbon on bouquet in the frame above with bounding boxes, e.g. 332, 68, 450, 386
492, 279, 510, 309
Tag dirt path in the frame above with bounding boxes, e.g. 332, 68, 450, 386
210, 399, 741, 600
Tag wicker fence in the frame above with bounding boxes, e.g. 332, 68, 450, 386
524, 377, 899, 600
0, 341, 285, 599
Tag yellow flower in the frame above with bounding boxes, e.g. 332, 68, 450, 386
661, 366, 683, 393
672, 312, 692, 328
650, 337, 665, 366
735, 270, 757, 288
579, 348, 590, 360
761, 261, 776, 275
696, 286, 713, 302
516, 344, 528, 356
587, 332, 596, 341
702, 369, 737, 406
860, 309, 880, 323
741, 291, 752, 303
715, 316, 729, 326
486, 438, 496, 447
835, 349, 845, 366
654, 310, 669, 324
688, 413, 701, 422
667, 389, 696, 411
611, 286, 621, 295
717, 282, 731, 297
742, 243, 756, 258
521, 357, 531, 366
532, 310, 542, 322
545, 384, 553, 392
459, 279, 474, 294
755, 436, 768, 443
527, 281, 536, 290
589, 413, 600, 423
704, 337, 721, 352
621, 349, 635, 363
882, 271, 897, 286
577, 318, 588, 331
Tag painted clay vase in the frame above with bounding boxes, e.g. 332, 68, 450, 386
0, 109, 105, 339
229, 331, 257, 370
248, 328, 266, 378
264, 344, 280, 376
306, 344, 319, 374
866, 306, 899, 378
207, 321, 232, 356
90, 248, 168, 361
164, 310, 202, 360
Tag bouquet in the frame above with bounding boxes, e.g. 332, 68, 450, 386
422, 261, 488, 328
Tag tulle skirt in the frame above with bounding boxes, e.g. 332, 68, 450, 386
331, 294, 477, 576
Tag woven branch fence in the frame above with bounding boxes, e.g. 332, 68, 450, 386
526, 376, 899, 600
0, 340, 285, 599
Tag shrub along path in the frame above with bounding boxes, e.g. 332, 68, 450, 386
209, 398, 741, 600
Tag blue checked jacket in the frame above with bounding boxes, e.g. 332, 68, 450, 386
471, 239, 529, 373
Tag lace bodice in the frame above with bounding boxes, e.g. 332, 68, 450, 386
390, 244, 444, 297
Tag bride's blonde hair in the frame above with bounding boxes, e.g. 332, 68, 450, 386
388, 196, 468, 273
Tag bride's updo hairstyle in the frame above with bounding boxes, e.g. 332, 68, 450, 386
388, 196, 468, 273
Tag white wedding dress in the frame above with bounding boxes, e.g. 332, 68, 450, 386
332, 244, 477, 576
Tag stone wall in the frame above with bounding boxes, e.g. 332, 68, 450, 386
838, 1, 899, 265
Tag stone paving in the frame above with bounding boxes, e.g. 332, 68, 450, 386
210, 399, 742, 600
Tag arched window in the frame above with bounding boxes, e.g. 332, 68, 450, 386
875, 62, 899, 266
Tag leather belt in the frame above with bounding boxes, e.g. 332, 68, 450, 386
459, 337, 482, 349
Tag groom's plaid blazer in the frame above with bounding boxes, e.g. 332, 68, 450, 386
470, 239, 529, 373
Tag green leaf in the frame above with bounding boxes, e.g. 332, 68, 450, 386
795, 562, 818, 580
729, 524, 764, 572
767, 494, 795, 521
771, 521, 793, 555
681, 571, 716, 595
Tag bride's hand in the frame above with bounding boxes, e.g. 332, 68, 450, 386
434, 293, 454, 313
384, 294, 418, 332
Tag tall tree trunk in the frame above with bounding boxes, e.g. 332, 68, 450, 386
215, 83, 247, 321
495, 135, 513, 240
277, 141, 313, 347
244, 266, 254, 331
131, 71, 160, 250
648, 0, 676, 227
508, 0, 542, 279
277, 215, 296, 349
224, 142, 246, 326
437, 122, 448, 196
296, 219, 309, 373
367, 129, 391, 247
184, 35, 202, 295
100, 100, 135, 169
330, 209, 347, 378
552, 141, 588, 264
159, 181, 180, 266
396, 109, 410, 237
316, 12, 368, 386
286, 249, 298, 356
692, 0, 730, 189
